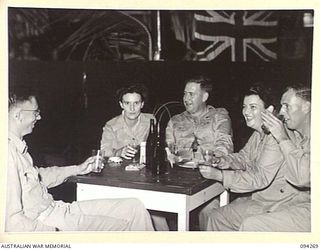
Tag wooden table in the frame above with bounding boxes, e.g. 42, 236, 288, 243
68, 162, 228, 231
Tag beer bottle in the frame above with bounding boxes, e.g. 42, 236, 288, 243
152, 122, 166, 175
146, 119, 155, 170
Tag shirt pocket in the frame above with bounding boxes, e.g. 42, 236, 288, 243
21, 168, 41, 193
175, 122, 193, 138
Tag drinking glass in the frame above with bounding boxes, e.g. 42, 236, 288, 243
129, 141, 140, 164
202, 149, 214, 166
168, 143, 178, 155
91, 149, 104, 173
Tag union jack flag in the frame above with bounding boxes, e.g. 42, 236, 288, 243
194, 10, 278, 61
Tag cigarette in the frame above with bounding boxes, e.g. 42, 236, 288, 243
95, 150, 100, 170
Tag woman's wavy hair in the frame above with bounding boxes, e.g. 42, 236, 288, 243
243, 82, 277, 108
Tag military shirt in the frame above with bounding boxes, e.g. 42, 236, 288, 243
6, 132, 80, 231
166, 105, 233, 158
100, 112, 155, 157
223, 130, 310, 214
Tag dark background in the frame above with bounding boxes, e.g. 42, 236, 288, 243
9, 60, 312, 203
9, 60, 312, 160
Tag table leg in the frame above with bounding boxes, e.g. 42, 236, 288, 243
176, 203, 189, 231
219, 190, 229, 207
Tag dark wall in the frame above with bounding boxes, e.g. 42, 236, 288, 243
9, 60, 312, 164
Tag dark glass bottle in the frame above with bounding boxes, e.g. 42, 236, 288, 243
152, 122, 166, 175
146, 119, 155, 171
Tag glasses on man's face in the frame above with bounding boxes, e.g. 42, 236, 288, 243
21, 109, 41, 117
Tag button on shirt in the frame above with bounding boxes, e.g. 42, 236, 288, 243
100, 112, 155, 157
6, 132, 80, 231
166, 105, 233, 158
222, 130, 310, 214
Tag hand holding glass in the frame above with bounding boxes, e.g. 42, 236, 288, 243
128, 142, 140, 164
91, 149, 104, 173
202, 149, 214, 165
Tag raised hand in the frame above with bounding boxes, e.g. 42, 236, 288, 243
261, 110, 289, 143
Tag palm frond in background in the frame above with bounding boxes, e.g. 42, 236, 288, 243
8, 8, 152, 61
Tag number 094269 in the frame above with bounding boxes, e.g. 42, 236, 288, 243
300, 244, 319, 248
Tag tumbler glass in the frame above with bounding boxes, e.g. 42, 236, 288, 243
91, 149, 104, 173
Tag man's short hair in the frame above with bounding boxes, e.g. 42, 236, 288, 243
116, 83, 148, 103
285, 83, 311, 102
8, 85, 38, 111
185, 75, 213, 93
243, 82, 277, 108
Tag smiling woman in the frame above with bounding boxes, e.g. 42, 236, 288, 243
198, 81, 311, 232
242, 82, 277, 135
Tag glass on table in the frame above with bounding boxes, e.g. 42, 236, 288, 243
202, 149, 214, 166
129, 139, 140, 164
168, 143, 178, 155
91, 149, 105, 173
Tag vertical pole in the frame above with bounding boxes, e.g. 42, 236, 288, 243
154, 10, 161, 60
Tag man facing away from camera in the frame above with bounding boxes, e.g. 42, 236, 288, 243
165, 76, 233, 230
6, 86, 154, 232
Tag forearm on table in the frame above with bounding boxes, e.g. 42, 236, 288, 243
39, 165, 79, 188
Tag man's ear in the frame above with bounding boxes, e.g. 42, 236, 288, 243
302, 101, 311, 114
119, 101, 124, 109
11, 108, 22, 122
202, 92, 209, 102
141, 101, 144, 109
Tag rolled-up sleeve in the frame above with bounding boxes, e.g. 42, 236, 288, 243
100, 124, 117, 157
38, 165, 79, 188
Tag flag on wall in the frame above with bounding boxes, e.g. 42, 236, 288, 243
194, 10, 278, 62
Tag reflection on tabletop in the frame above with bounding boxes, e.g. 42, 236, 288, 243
79, 157, 212, 189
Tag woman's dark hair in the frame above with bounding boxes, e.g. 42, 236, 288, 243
243, 82, 277, 108
116, 83, 148, 103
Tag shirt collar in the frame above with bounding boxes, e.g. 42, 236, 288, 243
121, 111, 142, 130
8, 131, 28, 154
183, 105, 213, 119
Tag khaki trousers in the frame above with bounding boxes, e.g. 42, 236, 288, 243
39, 198, 154, 231
206, 196, 310, 232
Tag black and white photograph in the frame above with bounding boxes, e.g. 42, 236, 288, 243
1, 0, 319, 248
